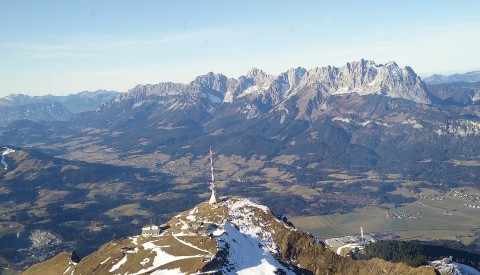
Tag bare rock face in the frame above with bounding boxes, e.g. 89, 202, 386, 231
329, 60, 430, 104
93, 59, 431, 125
22, 198, 435, 275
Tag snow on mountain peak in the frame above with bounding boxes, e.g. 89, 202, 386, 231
327, 60, 430, 104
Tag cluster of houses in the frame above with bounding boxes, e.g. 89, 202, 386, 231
386, 211, 420, 219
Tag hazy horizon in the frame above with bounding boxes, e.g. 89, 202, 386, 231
1, 0, 479, 96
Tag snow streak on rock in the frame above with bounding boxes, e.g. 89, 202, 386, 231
109, 255, 127, 272
131, 241, 202, 274
1, 147, 15, 170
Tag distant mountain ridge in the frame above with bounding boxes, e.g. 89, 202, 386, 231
0, 102, 72, 127
95, 59, 431, 127
121, 59, 431, 106
0, 90, 120, 113
0, 60, 436, 127
427, 81, 480, 106
0, 90, 120, 126
424, 71, 480, 84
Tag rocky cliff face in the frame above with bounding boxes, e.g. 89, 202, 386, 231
94, 59, 432, 125
22, 198, 435, 275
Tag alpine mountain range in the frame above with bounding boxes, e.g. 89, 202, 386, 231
2, 59, 480, 184
2, 59, 480, 273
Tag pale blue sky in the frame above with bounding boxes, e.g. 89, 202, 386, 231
1, 0, 479, 96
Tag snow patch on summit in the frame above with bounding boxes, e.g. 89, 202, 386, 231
227, 198, 270, 214
228, 202, 276, 252
216, 222, 293, 274
429, 259, 480, 275
205, 198, 295, 274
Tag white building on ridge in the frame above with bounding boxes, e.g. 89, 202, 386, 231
142, 225, 160, 236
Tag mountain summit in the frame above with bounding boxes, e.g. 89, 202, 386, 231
92, 60, 431, 127
23, 198, 434, 274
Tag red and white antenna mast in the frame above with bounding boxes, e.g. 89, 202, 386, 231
208, 146, 218, 205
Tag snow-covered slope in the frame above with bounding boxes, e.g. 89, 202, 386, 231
430, 258, 480, 275
1, 147, 15, 170
210, 199, 295, 274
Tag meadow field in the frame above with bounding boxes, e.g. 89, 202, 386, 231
289, 194, 480, 244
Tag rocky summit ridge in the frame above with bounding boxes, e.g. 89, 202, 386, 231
95, 59, 430, 124
23, 197, 435, 275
